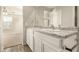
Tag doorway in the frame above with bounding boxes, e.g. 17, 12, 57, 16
2, 6, 23, 50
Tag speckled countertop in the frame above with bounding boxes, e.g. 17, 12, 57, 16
36, 29, 78, 38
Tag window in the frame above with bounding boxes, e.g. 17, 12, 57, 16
3, 15, 13, 29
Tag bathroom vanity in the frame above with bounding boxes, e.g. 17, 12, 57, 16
26, 28, 78, 52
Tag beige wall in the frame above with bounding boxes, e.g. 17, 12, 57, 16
12, 15, 23, 33
12, 15, 23, 43
23, 6, 44, 45
23, 6, 34, 45
23, 6, 44, 27
0, 7, 2, 51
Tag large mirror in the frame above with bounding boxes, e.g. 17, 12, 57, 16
23, 6, 76, 28
44, 6, 76, 28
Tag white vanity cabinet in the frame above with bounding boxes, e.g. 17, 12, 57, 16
34, 31, 63, 52
34, 30, 78, 52
26, 28, 34, 51
27, 28, 78, 52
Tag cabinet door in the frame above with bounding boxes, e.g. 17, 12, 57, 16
26, 29, 30, 46
26, 28, 34, 51
34, 32, 42, 52
34, 37, 42, 52
42, 41, 62, 52
29, 29, 33, 51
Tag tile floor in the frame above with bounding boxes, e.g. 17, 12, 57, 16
3, 44, 32, 52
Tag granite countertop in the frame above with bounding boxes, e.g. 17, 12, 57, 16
36, 29, 78, 38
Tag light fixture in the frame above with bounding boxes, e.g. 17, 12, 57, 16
3, 7, 8, 15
